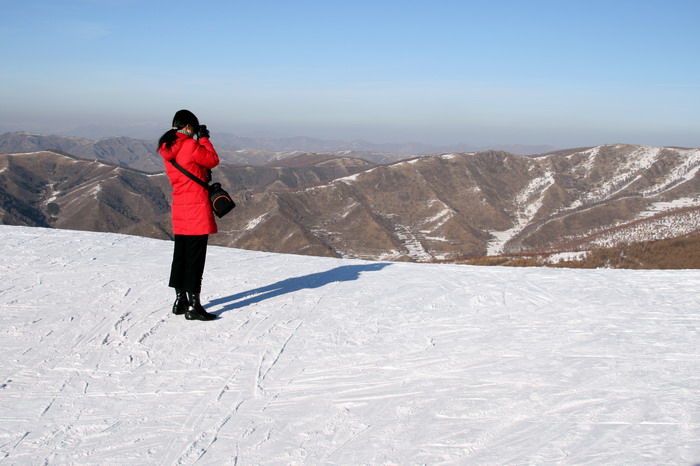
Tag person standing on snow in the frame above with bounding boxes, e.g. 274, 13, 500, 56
158, 109, 219, 321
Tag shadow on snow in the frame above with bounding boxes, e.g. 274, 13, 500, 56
206, 262, 392, 315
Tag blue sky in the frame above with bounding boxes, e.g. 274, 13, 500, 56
1, 0, 699, 148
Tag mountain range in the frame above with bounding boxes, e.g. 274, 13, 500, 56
2, 139, 698, 262
0, 131, 556, 171
0, 150, 373, 243
215, 145, 700, 260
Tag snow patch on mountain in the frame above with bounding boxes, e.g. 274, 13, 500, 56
583, 146, 661, 203
639, 197, 700, 219
394, 225, 432, 261
335, 167, 378, 184
577, 145, 602, 173
486, 228, 518, 255
245, 213, 269, 230
487, 171, 555, 255
422, 235, 449, 243
545, 250, 590, 264
588, 209, 700, 248
421, 200, 455, 231
45, 187, 61, 204
642, 148, 700, 197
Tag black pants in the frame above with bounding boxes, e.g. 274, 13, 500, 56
169, 235, 209, 294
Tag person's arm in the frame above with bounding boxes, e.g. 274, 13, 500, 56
191, 137, 219, 169
191, 125, 219, 169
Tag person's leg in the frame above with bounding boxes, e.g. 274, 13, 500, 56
169, 236, 189, 315
168, 235, 187, 290
183, 235, 209, 293
182, 235, 216, 321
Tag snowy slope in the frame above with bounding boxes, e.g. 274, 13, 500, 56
1, 226, 699, 465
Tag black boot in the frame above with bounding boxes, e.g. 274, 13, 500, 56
185, 293, 217, 321
172, 289, 188, 315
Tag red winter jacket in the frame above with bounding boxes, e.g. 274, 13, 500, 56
159, 132, 220, 235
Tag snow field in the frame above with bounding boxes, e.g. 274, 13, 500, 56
0, 226, 699, 464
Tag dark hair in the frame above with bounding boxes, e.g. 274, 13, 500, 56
158, 109, 200, 149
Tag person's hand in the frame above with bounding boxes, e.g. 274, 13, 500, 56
197, 125, 210, 139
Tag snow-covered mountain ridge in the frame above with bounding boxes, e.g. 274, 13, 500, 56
1, 225, 699, 463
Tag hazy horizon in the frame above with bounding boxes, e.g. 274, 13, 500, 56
2, 1, 699, 149
0, 123, 565, 155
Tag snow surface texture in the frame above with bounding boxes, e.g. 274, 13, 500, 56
1, 226, 699, 465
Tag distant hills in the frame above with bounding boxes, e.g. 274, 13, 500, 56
2, 139, 698, 263
209, 132, 557, 156
0, 149, 373, 242
0, 131, 556, 171
0, 149, 173, 239
0, 132, 163, 172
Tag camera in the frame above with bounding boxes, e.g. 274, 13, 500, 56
196, 124, 210, 139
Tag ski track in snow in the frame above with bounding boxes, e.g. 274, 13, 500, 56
0, 225, 699, 464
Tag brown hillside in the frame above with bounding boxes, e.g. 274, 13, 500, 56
452, 234, 700, 269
